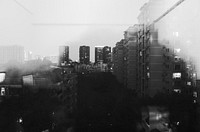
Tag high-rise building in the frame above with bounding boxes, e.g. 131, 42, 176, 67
59, 46, 69, 66
137, 25, 174, 97
113, 25, 197, 97
95, 46, 104, 64
123, 26, 138, 91
112, 26, 139, 89
24, 51, 33, 61
103, 46, 111, 63
79, 46, 90, 64
112, 0, 197, 98
112, 40, 125, 84
0, 45, 24, 64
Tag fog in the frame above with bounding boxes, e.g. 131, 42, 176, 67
151, 0, 200, 78
0, 0, 147, 61
1, 0, 200, 75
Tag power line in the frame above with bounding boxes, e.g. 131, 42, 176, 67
32, 23, 134, 26
152, 0, 186, 25
13, 0, 33, 15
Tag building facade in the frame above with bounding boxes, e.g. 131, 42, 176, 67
113, 25, 196, 97
123, 26, 138, 91
103, 46, 111, 64
59, 46, 69, 66
112, 40, 125, 84
79, 46, 90, 64
0, 45, 24, 64
95, 46, 104, 64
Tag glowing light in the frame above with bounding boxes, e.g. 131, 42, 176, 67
1, 87, 5, 96
19, 118, 23, 123
173, 32, 179, 37
177, 122, 180, 125
173, 73, 181, 79
174, 89, 181, 93
156, 114, 162, 120
193, 92, 197, 98
0, 73, 6, 83
175, 48, 181, 53
187, 82, 191, 86
193, 73, 196, 77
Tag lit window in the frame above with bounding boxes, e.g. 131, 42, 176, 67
175, 48, 181, 53
174, 89, 181, 93
173, 73, 181, 79
147, 72, 150, 78
193, 92, 197, 98
0, 73, 5, 83
1, 87, 5, 96
186, 64, 191, 69
187, 82, 191, 86
193, 73, 196, 77
140, 51, 142, 56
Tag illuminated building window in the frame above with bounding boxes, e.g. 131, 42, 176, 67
147, 72, 150, 78
0, 73, 5, 83
173, 73, 181, 79
193, 73, 196, 77
140, 51, 143, 56
175, 48, 181, 53
174, 89, 181, 93
1, 87, 5, 96
186, 64, 191, 69
187, 82, 191, 86
193, 92, 197, 98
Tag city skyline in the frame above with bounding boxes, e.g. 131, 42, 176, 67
1, 0, 200, 64
0, 44, 113, 64
0, 0, 200, 74
0, 1, 199, 131
0, 0, 148, 62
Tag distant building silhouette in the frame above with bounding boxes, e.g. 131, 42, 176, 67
59, 46, 69, 66
44, 55, 59, 64
79, 46, 90, 64
103, 46, 111, 63
95, 46, 104, 64
24, 51, 33, 61
0, 45, 24, 64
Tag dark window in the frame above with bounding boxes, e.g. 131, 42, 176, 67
174, 81, 181, 86
166, 64, 170, 69
175, 64, 181, 70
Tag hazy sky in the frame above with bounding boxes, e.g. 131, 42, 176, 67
0, 0, 147, 61
1, 0, 200, 73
